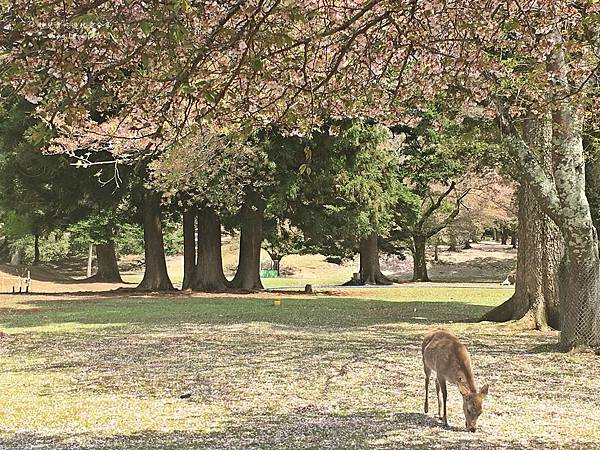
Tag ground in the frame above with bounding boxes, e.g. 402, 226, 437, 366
2, 240, 514, 291
1, 286, 599, 449
1, 242, 598, 449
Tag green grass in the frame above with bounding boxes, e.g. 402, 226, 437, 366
0, 286, 509, 332
1, 287, 599, 449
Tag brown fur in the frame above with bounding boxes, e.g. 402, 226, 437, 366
422, 329, 489, 432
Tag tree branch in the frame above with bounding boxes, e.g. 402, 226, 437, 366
415, 181, 456, 230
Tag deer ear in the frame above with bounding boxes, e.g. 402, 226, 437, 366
458, 384, 470, 396
479, 384, 489, 397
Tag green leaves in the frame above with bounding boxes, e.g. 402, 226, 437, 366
139, 21, 154, 37
298, 163, 311, 176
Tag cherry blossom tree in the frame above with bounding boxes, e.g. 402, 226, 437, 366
4, 0, 600, 347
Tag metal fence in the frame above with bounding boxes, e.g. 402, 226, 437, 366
560, 263, 600, 350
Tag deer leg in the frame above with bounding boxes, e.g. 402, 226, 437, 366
435, 378, 442, 419
424, 365, 431, 413
439, 378, 448, 427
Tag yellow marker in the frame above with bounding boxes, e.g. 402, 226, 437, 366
273, 298, 281, 306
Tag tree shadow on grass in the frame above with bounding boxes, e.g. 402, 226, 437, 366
0, 410, 577, 450
408, 256, 515, 283
527, 342, 562, 354
0, 297, 493, 330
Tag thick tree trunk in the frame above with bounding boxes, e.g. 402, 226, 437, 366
481, 182, 563, 329
359, 234, 392, 285
33, 234, 40, 266
504, 38, 600, 347
182, 209, 196, 290
230, 192, 264, 290
412, 235, 430, 282
93, 241, 123, 283
137, 190, 174, 291
547, 34, 600, 349
192, 207, 229, 292
501, 228, 509, 245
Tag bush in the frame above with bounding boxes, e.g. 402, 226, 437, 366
8, 231, 71, 264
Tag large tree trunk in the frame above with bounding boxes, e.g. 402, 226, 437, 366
93, 241, 123, 283
412, 234, 430, 282
137, 190, 174, 291
549, 42, 600, 350
504, 37, 600, 349
481, 182, 563, 329
182, 208, 196, 290
501, 228, 509, 245
359, 234, 392, 285
33, 234, 40, 266
482, 115, 563, 329
192, 207, 229, 291
230, 192, 264, 290
552, 109, 600, 349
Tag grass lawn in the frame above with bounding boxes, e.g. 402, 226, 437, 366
1, 286, 599, 449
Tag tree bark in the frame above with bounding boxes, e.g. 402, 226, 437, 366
93, 241, 123, 283
137, 190, 174, 291
33, 234, 40, 266
547, 40, 600, 349
481, 182, 562, 329
359, 233, 392, 285
500, 35, 600, 348
230, 192, 265, 290
412, 234, 430, 282
192, 207, 229, 291
501, 228, 509, 245
182, 208, 196, 290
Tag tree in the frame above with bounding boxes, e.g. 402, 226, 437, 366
389, 112, 499, 282
0, 97, 78, 261
482, 118, 563, 329
7, 1, 600, 348
262, 219, 304, 277
0, 94, 131, 276
277, 120, 416, 285
152, 132, 275, 291
68, 214, 123, 283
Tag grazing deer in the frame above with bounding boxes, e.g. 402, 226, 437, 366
422, 329, 489, 432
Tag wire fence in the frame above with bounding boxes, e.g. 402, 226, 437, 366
560, 262, 600, 350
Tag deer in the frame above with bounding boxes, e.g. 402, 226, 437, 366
422, 329, 489, 432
